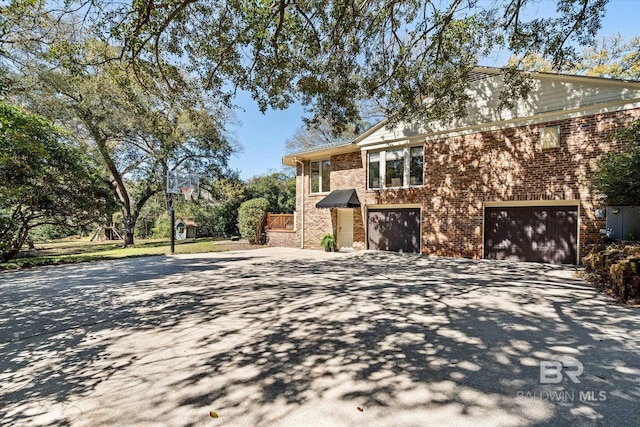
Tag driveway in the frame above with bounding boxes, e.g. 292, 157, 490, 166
1, 248, 638, 426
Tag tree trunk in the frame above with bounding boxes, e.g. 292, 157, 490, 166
123, 214, 137, 247
124, 230, 134, 246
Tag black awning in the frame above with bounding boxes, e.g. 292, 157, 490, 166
315, 189, 361, 209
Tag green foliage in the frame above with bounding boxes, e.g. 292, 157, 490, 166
593, 119, 640, 206
203, 177, 245, 237
244, 171, 295, 214
0, 100, 116, 261
30, 224, 78, 242
320, 233, 336, 251
150, 214, 171, 239
1, 0, 612, 129
509, 35, 640, 80
237, 198, 269, 245
3, 32, 236, 245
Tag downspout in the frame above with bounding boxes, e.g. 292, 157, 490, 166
294, 158, 304, 249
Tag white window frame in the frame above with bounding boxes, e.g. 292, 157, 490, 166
368, 146, 424, 190
310, 159, 331, 194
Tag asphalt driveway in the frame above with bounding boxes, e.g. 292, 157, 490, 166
1, 248, 638, 426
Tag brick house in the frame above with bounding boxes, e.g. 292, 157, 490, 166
270, 67, 640, 264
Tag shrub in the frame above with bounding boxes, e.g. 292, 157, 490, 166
29, 224, 77, 242
592, 118, 640, 206
150, 214, 171, 238
583, 242, 640, 301
237, 198, 269, 244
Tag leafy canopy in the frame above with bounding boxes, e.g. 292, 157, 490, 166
244, 171, 295, 213
0, 100, 115, 261
4, 29, 237, 244
509, 35, 640, 80
592, 119, 640, 206
1, 0, 611, 128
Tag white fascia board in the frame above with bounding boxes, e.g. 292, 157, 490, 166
359, 138, 426, 152
422, 99, 640, 142
282, 142, 358, 166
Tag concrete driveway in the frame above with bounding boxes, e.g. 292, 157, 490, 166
1, 248, 638, 426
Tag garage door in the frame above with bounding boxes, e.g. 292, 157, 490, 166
484, 205, 578, 264
367, 208, 421, 253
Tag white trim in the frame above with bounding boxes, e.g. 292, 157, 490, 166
522, 69, 640, 89
482, 200, 581, 265
366, 203, 422, 209
423, 100, 640, 143
309, 159, 331, 194
483, 199, 580, 207
359, 139, 423, 151
294, 158, 304, 248
283, 142, 355, 166
284, 71, 640, 160
367, 146, 425, 190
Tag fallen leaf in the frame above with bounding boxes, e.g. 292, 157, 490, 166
210, 411, 219, 418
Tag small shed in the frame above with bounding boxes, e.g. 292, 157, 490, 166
175, 219, 197, 240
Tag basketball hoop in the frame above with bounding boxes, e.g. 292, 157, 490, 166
181, 187, 195, 201
168, 171, 200, 200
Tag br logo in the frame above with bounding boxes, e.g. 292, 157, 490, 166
540, 358, 583, 384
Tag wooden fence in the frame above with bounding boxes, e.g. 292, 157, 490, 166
267, 213, 295, 231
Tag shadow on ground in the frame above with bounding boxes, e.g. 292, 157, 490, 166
1, 251, 638, 426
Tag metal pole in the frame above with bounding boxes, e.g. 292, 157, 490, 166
169, 193, 175, 254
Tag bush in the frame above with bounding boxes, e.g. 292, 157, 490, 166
196, 203, 240, 238
592, 118, 640, 206
237, 198, 269, 244
29, 224, 77, 242
150, 214, 171, 238
583, 242, 640, 301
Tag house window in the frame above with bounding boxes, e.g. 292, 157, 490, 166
385, 149, 405, 187
368, 146, 424, 189
368, 152, 381, 188
310, 159, 331, 193
410, 146, 424, 186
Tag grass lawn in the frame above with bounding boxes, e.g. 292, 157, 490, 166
0, 237, 255, 270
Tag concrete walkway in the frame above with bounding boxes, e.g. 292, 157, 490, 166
0, 248, 638, 426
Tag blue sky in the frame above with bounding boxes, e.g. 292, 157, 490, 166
228, 0, 640, 180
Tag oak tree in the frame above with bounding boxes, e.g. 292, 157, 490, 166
6, 35, 236, 246
2, 0, 611, 129
0, 100, 115, 262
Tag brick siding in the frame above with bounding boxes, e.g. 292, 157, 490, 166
277, 108, 640, 260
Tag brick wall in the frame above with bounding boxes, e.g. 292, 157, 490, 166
280, 108, 640, 258
265, 229, 299, 248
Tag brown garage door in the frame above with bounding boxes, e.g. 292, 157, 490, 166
367, 208, 421, 253
484, 205, 578, 264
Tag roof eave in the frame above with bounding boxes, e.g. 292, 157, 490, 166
282, 142, 359, 166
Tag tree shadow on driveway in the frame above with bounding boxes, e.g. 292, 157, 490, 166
1, 251, 638, 426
